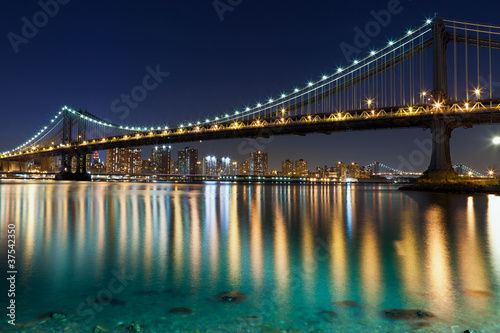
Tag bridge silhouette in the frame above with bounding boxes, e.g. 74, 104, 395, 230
1, 14, 500, 180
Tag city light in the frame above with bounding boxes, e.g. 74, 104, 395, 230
493, 137, 500, 145
474, 88, 481, 98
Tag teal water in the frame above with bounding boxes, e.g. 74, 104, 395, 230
1, 180, 499, 332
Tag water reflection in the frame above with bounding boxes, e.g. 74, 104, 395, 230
0, 180, 499, 330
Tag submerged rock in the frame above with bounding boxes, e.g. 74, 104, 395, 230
334, 300, 359, 307
129, 323, 142, 332
169, 307, 193, 314
317, 310, 337, 323
93, 325, 111, 332
383, 309, 436, 320
36, 312, 67, 322
216, 291, 247, 303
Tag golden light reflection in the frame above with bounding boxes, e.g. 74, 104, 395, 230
458, 196, 490, 311
206, 185, 220, 290
23, 184, 37, 280
189, 195, 202, 287
424, 205, 454, 317
118, 185, 129, 269
96, 188, 109, 276
250, 187, 264, 289
331, 185, 348, 300
301, 204, 316, 300
360, 214, 382, 307
157, 192, 169, 280
274, 206, 290, 303
228, 186, 241, 287
172, 194, 184, 286
394, 206, 420, 303
143, 191, 153, 283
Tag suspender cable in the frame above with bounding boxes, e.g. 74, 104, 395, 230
489, 27, 492, 106
477, 26, 480, 97
454, 22, 458, 102
465, 23, 469, 101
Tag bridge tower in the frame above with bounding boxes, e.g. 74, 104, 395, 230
425, 14, 458, 180
57, 108, 91, 180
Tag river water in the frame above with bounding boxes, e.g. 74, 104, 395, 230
0, 180, 499, 332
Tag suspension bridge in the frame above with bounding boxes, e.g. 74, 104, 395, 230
1, 14, 500, 180
366, 162, 489, 178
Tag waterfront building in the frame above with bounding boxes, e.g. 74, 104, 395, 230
282, 159, 293, 176
152, 145, 171, 174
106, 148, 142, 174
334, 161, 347, 181
142, 159, 152, 173
229, 161, 239, 175
250, 151, 268, 176
240, 160, 250, 175
178, 147, 198, 175
347, 162, 361, 178
295, 159, 308, 177
204, 156, 218, 175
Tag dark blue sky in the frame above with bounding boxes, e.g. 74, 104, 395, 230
1, 1, 499, 173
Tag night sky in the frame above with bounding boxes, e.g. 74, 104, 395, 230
1, 1, 499, 173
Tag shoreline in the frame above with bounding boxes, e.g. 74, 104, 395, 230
399, 182, 500, 194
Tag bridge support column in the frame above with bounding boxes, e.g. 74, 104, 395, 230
56, 151, 91, 181
424, 118, 458, 180
80, 154, 87, 174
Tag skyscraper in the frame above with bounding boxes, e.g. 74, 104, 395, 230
204, 156, 217, 175
250, 151, 268, 176
282, 159, 293, 176
92, 151, 100, 165
106, 148, 142, 174
334, 161, 347, 181
152, 145, 171, 174
294, 159, 308, 177
178, 147, 198, 175
347, 162, 361, 178
239, 160, 250, 175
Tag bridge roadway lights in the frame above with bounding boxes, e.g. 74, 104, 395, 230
423, 116, 459, 181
